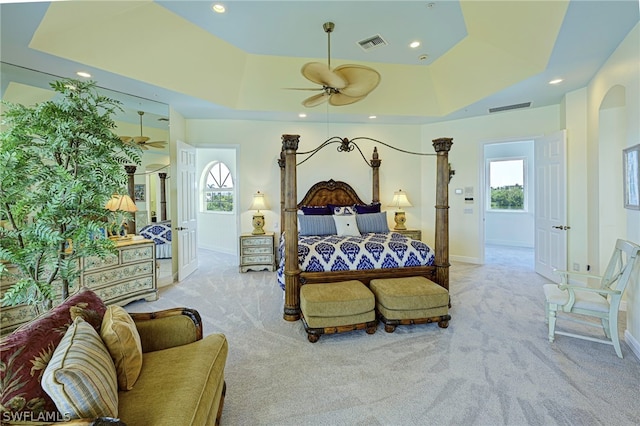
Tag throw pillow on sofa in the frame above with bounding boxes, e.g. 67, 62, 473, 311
0, 287, 106, 418
101, 305, 143, 391
42, 317, 118, 419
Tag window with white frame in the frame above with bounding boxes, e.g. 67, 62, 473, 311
488, 158, 526, 211
204, 161, 234, 212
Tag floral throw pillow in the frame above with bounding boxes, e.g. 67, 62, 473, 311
0, 287, 106, 419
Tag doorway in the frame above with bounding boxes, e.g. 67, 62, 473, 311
482, 140, 535, 268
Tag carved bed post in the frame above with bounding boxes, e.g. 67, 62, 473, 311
125, 165, 137, 234
432, 138, 453, 292
159, 172, 167, 221
282, 134, 301, 321
278, 151, 285, 235
371, 147, 381, 203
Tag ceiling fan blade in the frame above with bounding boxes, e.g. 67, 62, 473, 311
302, 92, 330, 107
119, 136, 132, 143
333, 64, 381, 98
328, 93, 367, 106
301, 62, 346, 89
283, 87, 325, 91
146, 141, 167, 148
133, 136, 150, 144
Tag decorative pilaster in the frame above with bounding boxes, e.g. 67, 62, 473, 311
282, 134, 301, 321
432, 138, 453, 292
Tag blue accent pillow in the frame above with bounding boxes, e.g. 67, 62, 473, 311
299, 215, 337, 236
300, 205, 332, 215
356, 211, 389, 234
353, 202, 381, 214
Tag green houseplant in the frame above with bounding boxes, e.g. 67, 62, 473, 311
0, 79, 142, 312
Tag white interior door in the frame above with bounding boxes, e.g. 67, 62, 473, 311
534, 130, 567, 282
176, 139, 198, 281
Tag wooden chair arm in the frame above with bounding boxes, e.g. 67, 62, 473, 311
129, 307, 203, 353
553, 269, 603, 283
558, 284, 620, 296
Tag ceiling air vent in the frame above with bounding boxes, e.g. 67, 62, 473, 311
357, 34, 388, 51
489, 102, 531, 113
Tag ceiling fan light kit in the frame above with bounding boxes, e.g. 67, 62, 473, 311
298, 22, 381, 108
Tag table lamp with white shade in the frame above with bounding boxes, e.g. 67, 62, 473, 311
249, 191, 269, 235
388, 189, 412, 230
105, 194, 138, 239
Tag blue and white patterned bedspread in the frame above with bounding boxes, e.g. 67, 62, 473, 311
277, 232, 434, 290
140, 222, 172, 259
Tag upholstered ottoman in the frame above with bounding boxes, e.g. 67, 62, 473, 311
370, 276, 451, 333
300, 280, 377, 342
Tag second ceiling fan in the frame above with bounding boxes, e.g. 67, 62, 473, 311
298, 22, 381, 107
120, 111, 167, 150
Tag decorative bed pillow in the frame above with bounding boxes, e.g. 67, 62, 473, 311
328, 204, 355, 215
299, 214, 337, 236
300, 205, 332, 215
353, 202, 381, 214
100, 305, 143, 391
356, 211, 390, 234
42, 317, 118, 419
0, 287, 106, 418
333, 215, 361, 236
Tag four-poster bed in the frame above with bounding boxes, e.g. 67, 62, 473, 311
279, 134, 453, 322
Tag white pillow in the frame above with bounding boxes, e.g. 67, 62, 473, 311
333, 215, 360, 236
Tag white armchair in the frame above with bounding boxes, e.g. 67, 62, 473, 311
543, 239, 640, 358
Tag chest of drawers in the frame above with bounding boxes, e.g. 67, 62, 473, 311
1, 239, 157, 334
82, 239, 158, 306
392, 229, 422, 241
239, 233, 275, 272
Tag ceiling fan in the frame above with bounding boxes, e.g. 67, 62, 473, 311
119, 111, 167, 150
296, 22, 381, 107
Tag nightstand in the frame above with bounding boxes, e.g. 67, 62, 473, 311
239, 232, 276, 273
392, 229, 422, 241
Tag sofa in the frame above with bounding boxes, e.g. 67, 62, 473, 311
0, 288, 228, 426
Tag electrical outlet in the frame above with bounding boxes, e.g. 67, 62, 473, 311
573, 262, 580, 272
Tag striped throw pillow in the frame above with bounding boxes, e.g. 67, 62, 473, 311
42, 317, 118, 419
356, 211, 390, 234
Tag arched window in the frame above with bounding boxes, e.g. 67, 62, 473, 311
204, 161, 234, 212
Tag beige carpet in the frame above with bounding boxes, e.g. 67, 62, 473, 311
126, 246, 640, 426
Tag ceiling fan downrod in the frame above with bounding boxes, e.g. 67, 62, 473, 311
323, 22, 334, 69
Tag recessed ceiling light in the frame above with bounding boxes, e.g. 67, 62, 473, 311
549, 78, 563, 85
298, 113, 307, 118
76, 71, 91, 78
409, 41, 421, 49
369, 115, 377, 119
211, 3, 225, 13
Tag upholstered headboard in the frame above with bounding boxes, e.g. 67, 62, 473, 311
297, 179, 366, 208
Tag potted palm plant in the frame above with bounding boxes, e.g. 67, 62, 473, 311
0, 78, 142, 313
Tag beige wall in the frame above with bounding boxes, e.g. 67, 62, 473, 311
419, 105, 560, 262
585, 23, 640, 356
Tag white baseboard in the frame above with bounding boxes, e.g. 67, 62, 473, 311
450, 255, 482, 264
624, 329, 640, 362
